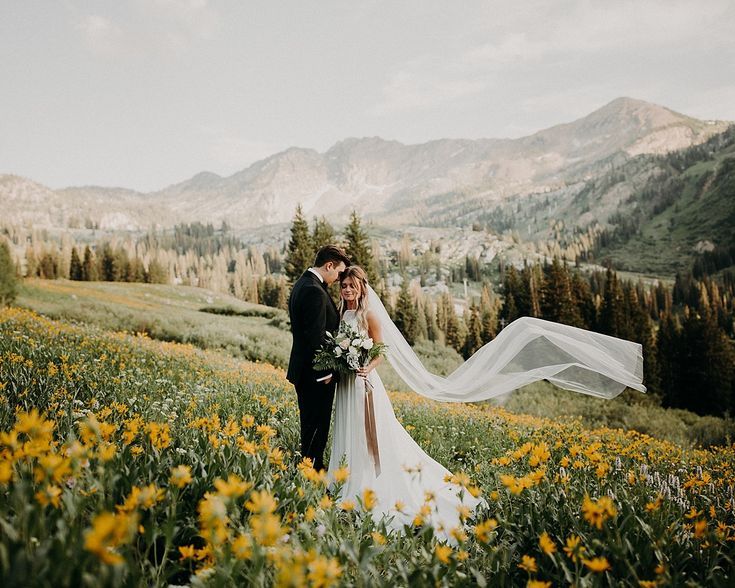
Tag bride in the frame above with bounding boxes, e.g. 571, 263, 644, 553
326, 265, 646, 538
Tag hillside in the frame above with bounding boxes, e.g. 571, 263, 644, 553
16, 278, 292, 368
595, 127, 735, 274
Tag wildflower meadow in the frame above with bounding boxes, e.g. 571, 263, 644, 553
1, 307, 734, 586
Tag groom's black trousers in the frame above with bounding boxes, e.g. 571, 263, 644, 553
295, 377, 336, 472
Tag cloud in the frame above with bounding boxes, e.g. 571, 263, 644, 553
76, 15, 126, 56
198, 125, 279, 172
465, 0, 733, 67
370, 0, 733, 121
75, 0, 220, 57
370, 61, 489, 116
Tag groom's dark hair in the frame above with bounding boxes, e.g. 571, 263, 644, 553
314, 245, 351, 268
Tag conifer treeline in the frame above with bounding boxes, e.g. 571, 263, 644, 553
378, 254, 734, 417
3, 222, 290, 308
4, 208, 733, 417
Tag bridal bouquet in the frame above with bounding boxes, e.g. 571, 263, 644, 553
313, 322, 388, 376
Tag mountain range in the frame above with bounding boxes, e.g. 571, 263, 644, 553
0, 97, 730, 233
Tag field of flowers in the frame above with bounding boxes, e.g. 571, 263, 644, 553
1, 306, 734, 587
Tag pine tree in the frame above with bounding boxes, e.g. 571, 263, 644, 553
38, 252, 59, 279
147, 259, 169, 284
393, 277, 419, 345
69, 247, 83, 281
343, 211, 378, 284
657, 312, 682, 408
501, 265, 522, 322
479, 283, 498, 343
677, 310, 734, 416
311, 216, 336, 251
127, 257, 146, 283
571, 272, 596, 329
284, 205, 314, 283
82, 246, 98, 281
441, 295, 464, 353
25, 246, 37, 278
99, 243, 116, 282
540, 257, 582, 326
462, 303, 484, 358
424, 300, 440, 342
599, 266, 624, 336
0, 240, 18, 306
113, 248, 129, 282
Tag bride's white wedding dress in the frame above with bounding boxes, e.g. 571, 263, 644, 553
327, 309, 482, 538
326, 286, 646, 539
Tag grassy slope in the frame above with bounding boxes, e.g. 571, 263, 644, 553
17, 278, 292, 368
601, 143, 735, 274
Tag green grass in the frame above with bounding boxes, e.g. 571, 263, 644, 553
602, 154, 735, 274
17, 278, 292, 368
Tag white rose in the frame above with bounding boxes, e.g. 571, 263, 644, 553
361, 338, 374, 350
339, 339, 350, 350
334, 347, 343, 357
348, 346, 358, 356
351, 338, 362, 347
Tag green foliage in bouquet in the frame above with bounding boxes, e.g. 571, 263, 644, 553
313, 322, 388, 375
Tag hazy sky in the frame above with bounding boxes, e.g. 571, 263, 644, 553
1, 0, 734, 192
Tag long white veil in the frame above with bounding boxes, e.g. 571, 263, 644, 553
367, 286, 646, 402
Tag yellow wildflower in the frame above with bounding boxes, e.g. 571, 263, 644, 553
246, 489, 278, 514
35, 485, 62, 508
563, 535, 586, 562
435, 544, 453, 564
362, 488, 377, 511
84, 511, 137, 565
539, 531, 556, 555
214, 474, 251, 498
474, 519, 498, 543
582, 556, 611, 573
333, 466, 350, 483
232, 533, 253, 559
179, 545, 197, 560
307, 555, 342, 587
518, 555, 538, 573
582, 495, 617, 530
250, 513, 284, 547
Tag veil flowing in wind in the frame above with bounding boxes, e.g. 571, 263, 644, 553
367, 286, 646, 402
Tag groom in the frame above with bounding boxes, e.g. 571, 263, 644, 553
287, 245, 351, 471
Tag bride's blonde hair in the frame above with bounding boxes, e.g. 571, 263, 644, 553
339, 265, 370, 332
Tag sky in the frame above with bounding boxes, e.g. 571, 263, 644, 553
1, 0, 734, 192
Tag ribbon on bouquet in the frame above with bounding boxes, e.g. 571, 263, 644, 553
363, 379, 381, 477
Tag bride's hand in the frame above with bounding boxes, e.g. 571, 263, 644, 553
356, 366, 370, 380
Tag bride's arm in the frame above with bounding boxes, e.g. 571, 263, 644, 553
357, 310, 383, 379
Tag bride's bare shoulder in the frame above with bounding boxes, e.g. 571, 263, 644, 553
366, 309, 382, 328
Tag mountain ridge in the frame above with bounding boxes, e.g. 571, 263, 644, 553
1, 97, 729, 231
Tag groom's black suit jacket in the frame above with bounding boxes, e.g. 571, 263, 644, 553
286, 270, 341, 386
